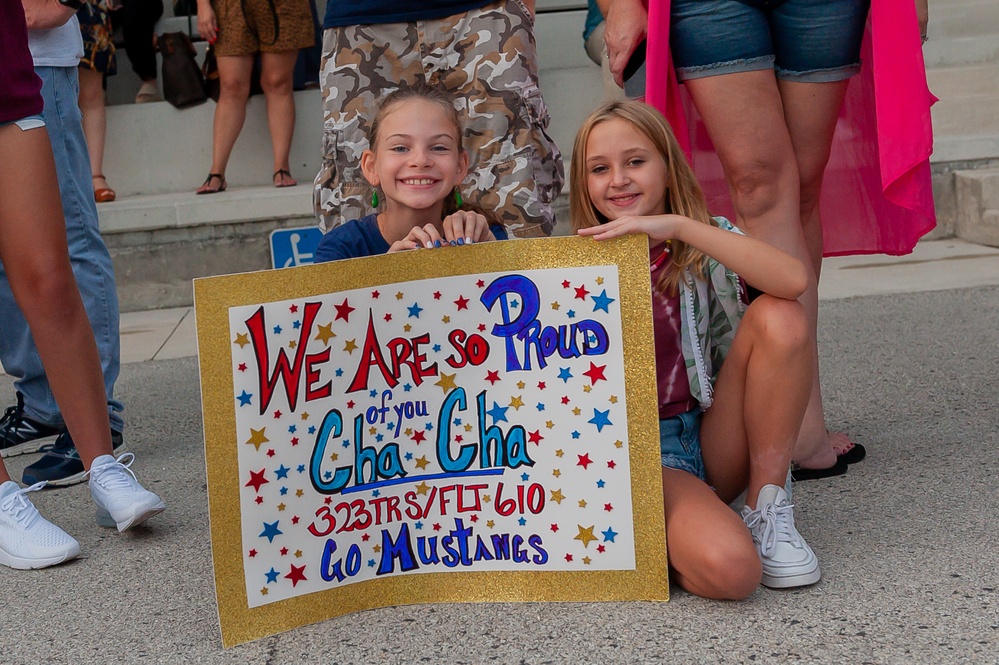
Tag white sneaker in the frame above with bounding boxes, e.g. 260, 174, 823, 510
741, 483, 820, 589
89, 453, 165, 532
0, 480, 81, 569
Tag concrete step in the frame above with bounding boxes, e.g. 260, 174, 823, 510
954, 168, 999, 246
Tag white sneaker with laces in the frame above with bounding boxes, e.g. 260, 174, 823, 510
88, 453, 166, 532
741, 483, 820, 589
0, 480, 81, 569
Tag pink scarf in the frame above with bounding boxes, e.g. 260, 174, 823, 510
644, 0, 937, 257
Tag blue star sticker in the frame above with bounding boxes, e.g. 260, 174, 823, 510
273, 325, 282, 334
375, 434, 384, 442
236, 390, 252, 406
403, 384, 412, 392
536, 403, 545, 411
557, 367, 573, 383
372, 490, 380, 497
264, 567, 279, 583
589, 408, 613, 432
521, 472, 530, 481
335, 368, 343, 377
369, 389, 378, 398
596, 479, 605, 488
592, 290, 615, 313
486, 401, 509, 424
279, 486, 288, 495
296, 464, 305, 473
415, 521, 424, 530
405, 452, 413, 460
567, 309, 576, 319
341, 440, 350, 448
424, 422, 434, 431
453, 418, 462, 427
510, 299, 519, 308
518, 517, 527, 526
433, 344, 442, 352
571, 430, 581, 440
324, 470, 333, 479
288, 425, 297, 434
259, 521, 282, 543
308, 426, 316, 434
292, 320, 301, 329
407, 302, 423, 318
275, 465, 290, 479
602, 526, 618, 543
368, 559, 376, 567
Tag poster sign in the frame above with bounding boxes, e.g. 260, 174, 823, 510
195, 236, 668, 647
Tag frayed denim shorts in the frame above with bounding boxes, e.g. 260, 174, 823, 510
670, 0, 871, 83
660, 407, 706, 481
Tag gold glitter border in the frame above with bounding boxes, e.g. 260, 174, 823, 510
195, 235, 668, 648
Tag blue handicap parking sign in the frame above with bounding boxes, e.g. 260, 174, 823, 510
270, 226, 324, 269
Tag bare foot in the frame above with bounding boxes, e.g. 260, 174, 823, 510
828, 431, 855, 456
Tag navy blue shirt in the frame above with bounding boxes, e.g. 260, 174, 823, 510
323, 0, 491, 29
314, 214, 510, 263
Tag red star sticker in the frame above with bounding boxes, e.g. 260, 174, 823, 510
371, 290, 380, 298
291, 437, 299, 446
477, 323, 486, 332
412, 431, 426, 444
604, 503, 613, 512
561, 280, 571, 289
597, 544, 606, 553
564, 553, 573, 562
528, 430, 544, 445
384, 312, 392, 322
289, 304, 298, 313
324, 497, 333, 505
245, 469, 268, 492
582, 362, 607, 385
537, 381, 546, 390
433, 291, 442, 300
286, 564, 307, 587
574, 285, 590, 300
485, 370, 501, 385
561, 396, 570, 405
333, 298, 355, 322
361, 533, 370, 542
255, 496, 264, 504
273, 410, 283, 418
455, 434, 463, 443
346, 400, 355, 409
470, 514, 479, 522
550, 524, 559, 533
433, 523, 442, 531
476, 279, 485, 288
291, 516, 300, 524
266, 449, 275, 458
248, 549, 257, 557
280, 547, 289, 556
237, 363, 247, 372
454, 295, 469, 310
577, 453, 593, 469
607, 460, 616, 469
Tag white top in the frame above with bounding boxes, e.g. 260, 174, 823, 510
28, 16, 84, 67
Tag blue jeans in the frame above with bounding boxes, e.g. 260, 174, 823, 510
659, 407, 706, 481
0, 66, 123, 432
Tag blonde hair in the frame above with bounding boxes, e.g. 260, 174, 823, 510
569, 101, 717, 295
368, 82, 466, 217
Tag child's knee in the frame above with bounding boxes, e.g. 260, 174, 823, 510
693, 538, 762, 600
745, 295, 809, 352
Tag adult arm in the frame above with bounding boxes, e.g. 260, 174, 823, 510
578, 214, 809, 300
599, 0, 647, 86
197, 0, 218, 42
21, 0, 76, 30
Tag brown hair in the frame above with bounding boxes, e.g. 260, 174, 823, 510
569, 101, 717, 295
368, 82, 466, 217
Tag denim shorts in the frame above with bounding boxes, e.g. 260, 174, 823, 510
0, 114, 45, 131
671, 0, 871, 82
660, 407, 706, 481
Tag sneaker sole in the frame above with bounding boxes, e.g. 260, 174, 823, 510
97, 501, 166, 532
761, 565, 822, 589
0, 541, 81, 570
32, 443, 129, 488
0, 434, 59, 458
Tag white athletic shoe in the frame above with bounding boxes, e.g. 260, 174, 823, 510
742, 483, 820, 589
0, 480, 81, 570
89, 453, 165, 532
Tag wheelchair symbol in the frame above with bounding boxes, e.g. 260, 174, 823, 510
283, 232, 313, 268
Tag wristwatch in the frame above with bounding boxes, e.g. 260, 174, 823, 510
58, 0, 85, 10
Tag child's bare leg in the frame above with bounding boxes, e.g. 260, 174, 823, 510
0, 464, 11, 484
662, 467, 761, 600
699, 295, 813, 506
0, 124, 112, 472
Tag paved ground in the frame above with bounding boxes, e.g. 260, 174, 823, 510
2, 240, 998, 664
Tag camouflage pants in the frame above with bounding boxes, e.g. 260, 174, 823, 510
313, 0, 564, 238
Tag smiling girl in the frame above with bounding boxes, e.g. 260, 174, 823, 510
314, 84, 507, 262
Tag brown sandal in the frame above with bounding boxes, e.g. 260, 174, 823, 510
273, 169, 296, 188
196, 173, 227, 195
92, 174, 116, 203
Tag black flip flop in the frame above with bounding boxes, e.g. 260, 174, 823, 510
837, 442, 866, 465
791, 457, 849, 482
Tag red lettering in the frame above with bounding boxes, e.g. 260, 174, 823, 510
245, 301, 323, 414
305, 347, 332, 401
347, 312, 396, 393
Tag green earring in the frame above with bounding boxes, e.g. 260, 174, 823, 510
371, 189, 379, 208
454, 187, 463, 208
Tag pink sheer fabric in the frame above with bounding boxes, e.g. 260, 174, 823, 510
644, 0, 937, 257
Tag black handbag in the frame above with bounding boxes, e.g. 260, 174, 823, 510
158, 31, 208, 109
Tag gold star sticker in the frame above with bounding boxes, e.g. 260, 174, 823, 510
295, 489, 304, 497
574, 524, 598, 548
435, 372, 458, 393
294, 550, 303, 558
395, 292, 404, 300
609, 395, 618, 404
552, 468, 561, 478
614, 439, 623, 449
301, 411, 310, 420
405, 428, 413, 436
415, 481, 431, 495
373, 544, 382, 553
234, 333, 250, 348
596, 276, 604, 285
555, 449, 564, 458
583, 556, 592, 565
546, 420, 555, 429
314, 322, 335, 345
550, 489, 565, 504
517, 381, 526, 389
329, 452, 339, 462
369, 426, 377, 435
482, 494, 491, 503
572, 407, 581, 416
260, 587, 268, 596
403, 324, 412, 332
441, 315, 451, 323
343, 339, 357, 353
551, 301, 560, 310
509, 395, 524, 410
464, 423, 473, 432
582, 384, 591, 393
414, 455, 430, 470
277, 503, 286, 511
486, 520, 495, 528
245, 428, 268, 450
578, 499, 587, 508
288, 340, 297, 349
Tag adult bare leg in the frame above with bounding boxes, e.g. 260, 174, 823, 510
684, 70, 836, 470
198, 54, 253, 192
260, 50, 299, 186
77, 67, 109, 195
